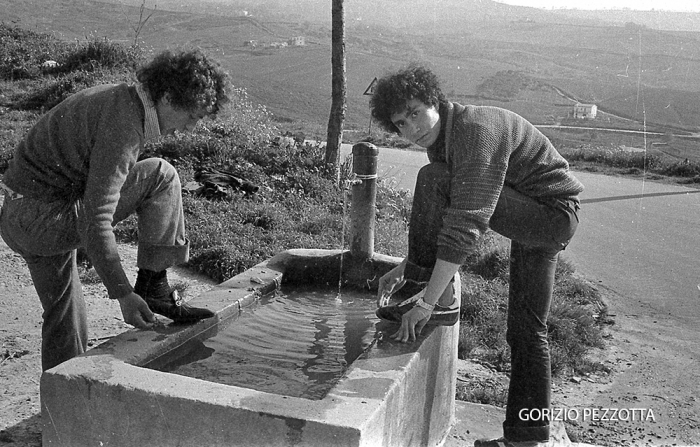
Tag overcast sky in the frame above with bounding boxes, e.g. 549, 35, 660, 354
493, 0, 700, 12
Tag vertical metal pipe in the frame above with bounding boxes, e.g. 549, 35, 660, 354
350, 142, 378, 259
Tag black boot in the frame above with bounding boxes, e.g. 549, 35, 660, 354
134, 269, 214, 323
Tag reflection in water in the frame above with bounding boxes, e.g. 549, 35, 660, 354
144, 286, 379, 400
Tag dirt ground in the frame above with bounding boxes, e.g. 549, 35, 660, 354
1, 236, 699, 446
0, 235, 218, 447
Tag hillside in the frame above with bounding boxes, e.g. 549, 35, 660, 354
551, 8, 700, 33
2, 0, 700, 134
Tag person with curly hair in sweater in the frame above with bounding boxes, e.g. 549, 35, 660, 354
0, 48, 229, 371
371, 64, 583, 447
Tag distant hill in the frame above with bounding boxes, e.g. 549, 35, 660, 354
102, 0, 700, 32
550, 9, 700, 33
3, 0, 700, 133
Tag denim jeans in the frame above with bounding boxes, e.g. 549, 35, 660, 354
0, 158, 188, 371
406, 162, 580, 442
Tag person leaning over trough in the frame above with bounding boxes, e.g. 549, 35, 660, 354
371, 65, 583, 447
0, 48, 229, 372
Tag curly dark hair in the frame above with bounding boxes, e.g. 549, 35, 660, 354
370, 64, 446, 133
137, 48, 230, 115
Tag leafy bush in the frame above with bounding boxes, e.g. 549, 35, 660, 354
3, 31, 141, 111
464, 232, 510, 281
204, 88, 278, 148
662, 160, 700, 178
0, 24, 66, 80
562, 146, 663, 171
58, 37, 143, 73
0, 108, 40, 170
560, 145, 700, 180
13, 67, 135, 111
1, 24, 142, 84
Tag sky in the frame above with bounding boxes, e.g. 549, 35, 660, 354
493, 0, 700, 12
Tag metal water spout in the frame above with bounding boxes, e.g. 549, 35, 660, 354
350, 142, 378, 260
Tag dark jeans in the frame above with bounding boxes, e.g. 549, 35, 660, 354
0, 158, 188, 371
406, 162, 580, 442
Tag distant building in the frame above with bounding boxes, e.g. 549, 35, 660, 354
288, 36, 306, 46
573, 103, 597, 119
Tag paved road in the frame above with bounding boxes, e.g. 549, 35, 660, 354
565, 172, 700, 445
565, 172, 700, 327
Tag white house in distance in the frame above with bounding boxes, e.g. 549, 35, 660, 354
573, 103, 598, 119
287, 36, 306, 46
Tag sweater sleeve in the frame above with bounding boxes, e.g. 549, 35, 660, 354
82, 96, 142, 299
436, 112, 511, 265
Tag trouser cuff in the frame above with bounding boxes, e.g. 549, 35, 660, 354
404, 260, 433, 283
137, 239, 189, 271
503, 423, 550, 443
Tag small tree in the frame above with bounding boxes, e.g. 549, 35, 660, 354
128, 0, 157, 47
325, 0, 346, 182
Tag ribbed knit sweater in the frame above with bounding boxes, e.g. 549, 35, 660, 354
3, 83, 149, 299
428, 102, 584, 265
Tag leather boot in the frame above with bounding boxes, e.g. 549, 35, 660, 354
135, 269, 214, 323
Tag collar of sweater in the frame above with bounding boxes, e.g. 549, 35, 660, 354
135, 83, 161, 141
427, 101, 459, 164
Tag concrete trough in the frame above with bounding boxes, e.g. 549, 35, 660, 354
41, 249, 460, 447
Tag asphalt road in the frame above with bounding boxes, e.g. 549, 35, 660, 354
565, 172, 700, 327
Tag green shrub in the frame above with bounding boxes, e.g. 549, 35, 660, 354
5, 34, 140, 111
13, 67, 135, 111
1, 24, 142, 85
560, 145, 700, 180
0, 24, 66, 80
662, 160, 700, 178
59, 37, 143, 73
464, 232, 510, 281
201, 88, 278, 149
562, 146, 663, 171
0, 107, 40, 170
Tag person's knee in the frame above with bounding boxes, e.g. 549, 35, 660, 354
415, 163, 450, 197
507, 315, 548, 347
417, 162, 449, 183
135, 157, 179, 187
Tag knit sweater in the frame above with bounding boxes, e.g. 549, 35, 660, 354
3, 83, 152, 299
428, 102, 584, 265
